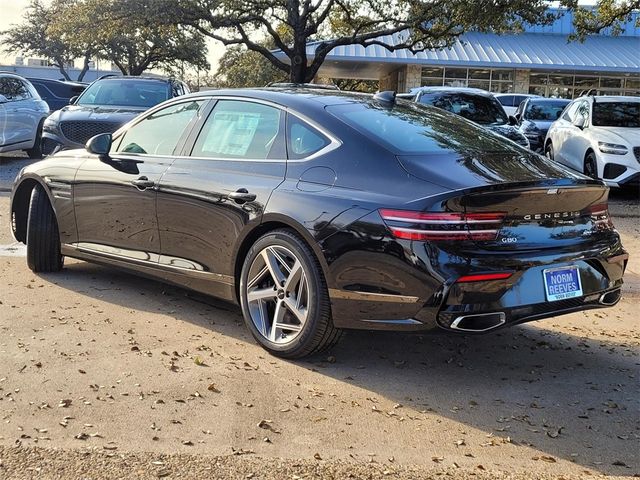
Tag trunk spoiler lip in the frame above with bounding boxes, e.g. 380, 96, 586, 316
404, 176, 609, 211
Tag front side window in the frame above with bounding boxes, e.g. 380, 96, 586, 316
0, 77, 33, 101
287, 116, 330, 159
114, 100, 206, 155
419, 92, 509, 126
77, 80, 170, 108
562, 102, 580, 122
191, 100, 284, 160
592, 102, 640, 127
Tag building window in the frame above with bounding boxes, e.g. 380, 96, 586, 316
420, 67, 514, 92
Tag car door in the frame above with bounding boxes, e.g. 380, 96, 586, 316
0, 76, 35, 147
551, 100, 581, 165
156, 98, 287, 299
73, 99, 207, 262
561, 100, 591, 171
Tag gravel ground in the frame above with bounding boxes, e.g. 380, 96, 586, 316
0, 445, 626, 480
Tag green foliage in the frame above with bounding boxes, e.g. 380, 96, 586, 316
2, 0, 94, 80
563, 0, 640, 40
49, 0, 210, 76
212, 45, 287, 88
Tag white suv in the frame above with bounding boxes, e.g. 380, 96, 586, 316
0, 72, 50, 158
544, 95, 639, 187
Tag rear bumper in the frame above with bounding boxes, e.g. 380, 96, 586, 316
326, 235, 628, 333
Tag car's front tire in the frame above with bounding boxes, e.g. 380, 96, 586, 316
239, 229, 341, 358
584, 151, 598, 179
26, 120, 44, 159
26, 185, 64, 273
545, 141, 554, 160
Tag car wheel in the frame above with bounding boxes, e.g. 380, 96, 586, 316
239, 229, 341, 358
26, 185, 64, 273
26, 121, 44, 159
545, 142, 554, 160
584, 151, 598, 179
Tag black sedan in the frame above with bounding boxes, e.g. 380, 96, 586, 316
515, 97, 571, 152
10, 88, 627, 358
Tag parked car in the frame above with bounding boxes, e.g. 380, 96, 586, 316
514, 97, 571, 153
412, 87, 530, 149
11, 88, 626, 358
545, 95, 640, 187
495, 93, 540, 116
41, 75, 189, 155
27, 77, 87, 112
0, 72, 49, 158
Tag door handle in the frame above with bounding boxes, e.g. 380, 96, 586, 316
131, 176, 155, 190
228, 188, 256, 203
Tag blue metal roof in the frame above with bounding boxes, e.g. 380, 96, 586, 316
302, 31, 640, 74
522, 8, 640, 36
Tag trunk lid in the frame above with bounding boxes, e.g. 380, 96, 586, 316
396, 152, 613, 251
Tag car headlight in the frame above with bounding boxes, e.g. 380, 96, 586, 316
598, 142, 628, 155
43, 117, 60, 135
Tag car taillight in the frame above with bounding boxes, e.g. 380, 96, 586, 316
379, 209, 506, 241
587, 202, 614, 230
456, 272, 513, 283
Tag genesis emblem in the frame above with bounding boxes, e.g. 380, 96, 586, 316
547, 188, 559, 195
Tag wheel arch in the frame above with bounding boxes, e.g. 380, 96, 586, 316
231, 214, 332, 303
10, 177, 54, 243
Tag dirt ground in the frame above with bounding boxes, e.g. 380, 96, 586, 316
0, 190, 638, 480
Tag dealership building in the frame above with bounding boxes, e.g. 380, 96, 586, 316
299, 8, 640, 98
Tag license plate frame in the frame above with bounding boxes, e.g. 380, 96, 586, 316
543, 265, 583, 302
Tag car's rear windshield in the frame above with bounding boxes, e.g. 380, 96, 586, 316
326, 101, 517, 155
592, 102, 640, 127
77, 80, 169, 108
418, 92, 508, 126
524, 101, 570, 121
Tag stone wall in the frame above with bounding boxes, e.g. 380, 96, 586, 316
514, 69, 530, 93
379, 69, 399, 91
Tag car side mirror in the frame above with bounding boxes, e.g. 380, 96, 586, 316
508, 115, 518, 126
69, 96, 78, 105
86, 133, 112, 158
572, 116, 586, 129
0, 94, 8, 104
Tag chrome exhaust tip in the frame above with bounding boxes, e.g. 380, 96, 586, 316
450, 312, 506, 332
599, 288, 621, 306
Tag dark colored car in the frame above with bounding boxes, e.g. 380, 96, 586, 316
26, 77, 87, 112
41, 76, 189, 155
515, 98, 571, 153
10, 88, 627, 358
413, 87, 531, 149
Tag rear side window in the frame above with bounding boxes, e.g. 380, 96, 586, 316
287, 115, 330, 159
191, 100, 284, 160
327, 102, 515, 155
0, 77, 33, 101
114, 100, 205, 155
496, 95, 513, 107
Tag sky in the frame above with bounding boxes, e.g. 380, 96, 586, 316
0, 0, 225, 72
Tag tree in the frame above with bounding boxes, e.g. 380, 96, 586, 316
2, 0, 95, 81
563, 0, 640, 39
212, 45, 287, 88
157, 0, 555, 84
51, 0, 210, 76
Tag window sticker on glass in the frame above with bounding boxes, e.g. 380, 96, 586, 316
202, 112, 261, 156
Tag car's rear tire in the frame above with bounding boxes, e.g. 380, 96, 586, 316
26, 185, 64, 273
26, 121, 44, 159
584, 151, 598, 179
545, 141, 554, 160
239, 229, 341, 358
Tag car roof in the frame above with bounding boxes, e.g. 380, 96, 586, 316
525, 97, 570, 103
576, 95, 640, 103
410, 86, 496, 98
97, 76, 173, 83
26, 77, 86, 87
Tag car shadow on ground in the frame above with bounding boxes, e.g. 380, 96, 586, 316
38, 260, 639, 476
